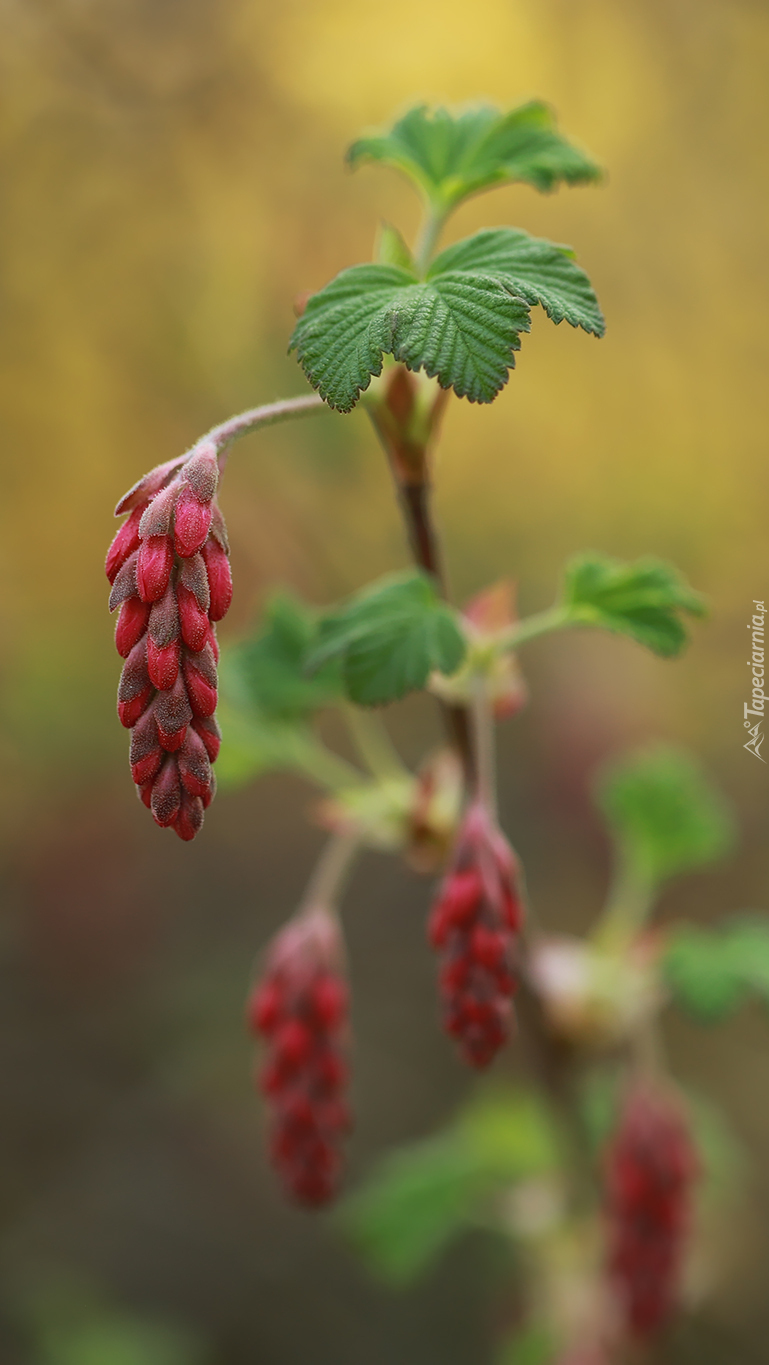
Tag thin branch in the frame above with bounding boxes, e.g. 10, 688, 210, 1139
470, 676, 497, 817
500, 605, 571, 652
185, 393, 328, 470
342, 704, 409, 781
299, 828, 361, 914
365, 401, 475, 786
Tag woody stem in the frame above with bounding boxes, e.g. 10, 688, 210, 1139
366, 408, 475, 786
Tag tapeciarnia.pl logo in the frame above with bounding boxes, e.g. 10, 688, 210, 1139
744, 599, 766, 762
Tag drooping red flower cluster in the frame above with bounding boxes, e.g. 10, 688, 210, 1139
428, 800, 524, 1067
106, 443, 233, 840
605, 1084, 697, 1338
247, 906, 351, 1206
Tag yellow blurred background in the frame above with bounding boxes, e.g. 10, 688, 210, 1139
0, 1, 768, 1361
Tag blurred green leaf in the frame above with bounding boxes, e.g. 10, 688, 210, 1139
339, 1087, 559, 1284
347, 102, 601, 213
562, 554, 707, 657
721, 915, 769, 998
683, 1088, 746, 1204
664, 914, 769, 1022
339, 1131, 487, 1283
17, 1281, 208, 1365
596, 745, 735, 886
578, 1067, 622, 1153
458, 1088, 561, 1179
39, 1319, 206, 1365
308, 571, 467, 706
431, 228, 604, 336
225, 592, 343, 720
214, 698, 319, 787
663, 924, 745, 1022
496, 1323, 555, 1365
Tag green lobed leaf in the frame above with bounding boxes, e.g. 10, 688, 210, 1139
225, 592, 343, 721
664, 914, 769, 1021
307, 571, 467, 706
290, 261, 531, 412
596, 745, 736, 886
431, 228, 604, 337
562, 553, 707, 657
347, 102, 602, 212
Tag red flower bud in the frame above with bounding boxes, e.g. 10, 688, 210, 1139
148, 583, 180, 648
605, 1084, 697, 1338
147, 636, 181, 690
177, 725, 213, 798
182, 651, 218, 717
247, 906, 350, 1206
180, 444, 218, 502
176, 582, 209, 651
114, 454, 188, 515
139, 481, 180, 539
174, 789, 205, 841
174, 484, 213, 558
105, 506, 143, 584
137, 535, 174, 602
202, 537, 233, 621
115, 596, 151, 658
428, 801, 524, 1068
108, 450, 233, 838
150, 755, 182, 827
118, 686, 152, 729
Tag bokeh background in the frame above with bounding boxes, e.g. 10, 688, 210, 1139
1, 0, 768, 1360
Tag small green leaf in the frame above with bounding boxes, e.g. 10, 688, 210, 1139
724, 915, 769, 998
376, 221, 415, 272
458, 1089, 561, 1180
431, 228, 604, 337
225, 592, 342, 721
562, 553, 707, 657
290, 262, 530, 411
664, 914, 769, 1021
214, 700, 320, 787
338, 1131, 487, 1284
308, 571, 467, 706
348, 102, 601, 213
596, 745, 736, 886
663, 925, 746, 1022
497, 1324, 556, 1365
339, 1086, 559, 1284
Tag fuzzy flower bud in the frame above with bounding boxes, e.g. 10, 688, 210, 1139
247, 906, 351, 1206
428, 800, 524, 1067
605, 1084, 697, 1338
105, 442, 229, 840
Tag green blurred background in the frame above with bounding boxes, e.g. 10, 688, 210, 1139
0, 0, 767, 1360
